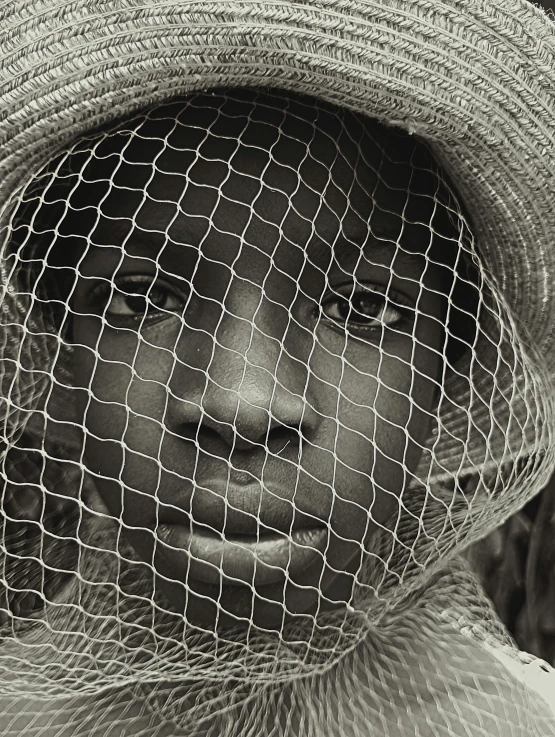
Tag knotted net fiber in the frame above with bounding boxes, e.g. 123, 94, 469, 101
0, 88, 554, 735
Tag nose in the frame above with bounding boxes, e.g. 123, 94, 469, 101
167, 299, 318, 453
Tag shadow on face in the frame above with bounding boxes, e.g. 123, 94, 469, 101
33, 89, 477, 631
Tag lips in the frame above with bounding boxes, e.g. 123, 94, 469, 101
157, 478, 324, 536
156, 521, 328, 586
154, 477, 329, 586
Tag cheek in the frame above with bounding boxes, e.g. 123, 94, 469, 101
72, 315, 183, 418
71, 319, 179, 517
309, 332, 440, 542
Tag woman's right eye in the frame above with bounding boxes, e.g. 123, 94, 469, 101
91, 277, 185, 320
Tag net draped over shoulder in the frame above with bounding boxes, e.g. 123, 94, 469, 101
0, 484, 554, 737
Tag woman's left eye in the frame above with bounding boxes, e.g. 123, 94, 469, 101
104, 279, 184, 318
321, 287, 407, 330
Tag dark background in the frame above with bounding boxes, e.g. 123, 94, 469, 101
466, 476, 555, 664
466, 0, 555, 665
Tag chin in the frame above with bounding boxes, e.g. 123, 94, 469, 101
152, 566, 353, 634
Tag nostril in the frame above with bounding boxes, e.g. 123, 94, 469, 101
178, 422, 231, 453
265, 425, 302, 458
186, 418, 303, 456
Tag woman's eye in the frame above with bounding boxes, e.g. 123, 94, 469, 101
103, 280, 183, 318
322, 288, 406, 330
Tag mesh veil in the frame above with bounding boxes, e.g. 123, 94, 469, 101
0, 89, 554, 735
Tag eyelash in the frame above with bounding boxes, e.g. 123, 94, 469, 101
320, 284, 412, 332
86, 276, 412, 334
88, 275, 186, 322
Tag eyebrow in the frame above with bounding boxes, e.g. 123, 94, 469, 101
307, 223, 428, 272
90, 211, 428, 274
91, 213, 208, 254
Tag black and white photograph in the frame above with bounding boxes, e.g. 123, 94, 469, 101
0, 1, 554, 734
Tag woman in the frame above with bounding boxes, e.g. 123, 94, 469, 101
0, 2, 554, 735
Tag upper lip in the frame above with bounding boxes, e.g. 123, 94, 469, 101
157, 478, 324, 536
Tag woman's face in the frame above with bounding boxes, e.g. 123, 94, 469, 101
66, 95, 452, 630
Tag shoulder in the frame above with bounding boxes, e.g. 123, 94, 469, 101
340, 559, 555, 737
341, 611, 555, 737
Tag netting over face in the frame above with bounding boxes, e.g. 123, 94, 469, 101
0, 89, 554, 735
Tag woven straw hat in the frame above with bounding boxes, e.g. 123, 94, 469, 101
1, 0, 555, 556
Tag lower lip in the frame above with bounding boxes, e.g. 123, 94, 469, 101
156, 523, 328, 586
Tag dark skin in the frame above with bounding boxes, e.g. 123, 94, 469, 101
51, 92, 461, 632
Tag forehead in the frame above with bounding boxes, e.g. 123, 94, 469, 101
66, 93, 444, 265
